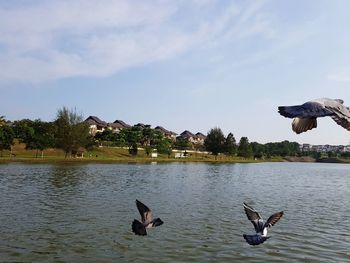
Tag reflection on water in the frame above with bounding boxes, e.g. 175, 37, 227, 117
0, 162, 350, 262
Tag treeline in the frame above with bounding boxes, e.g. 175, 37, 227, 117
2, 108, 345, 159
0, 108, 93, 158
203, 127, 301, 159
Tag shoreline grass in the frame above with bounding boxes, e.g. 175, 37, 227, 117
1, 142, 348, 164
0, 142, 285, 164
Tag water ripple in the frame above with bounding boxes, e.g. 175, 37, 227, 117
0, 162, 349, 262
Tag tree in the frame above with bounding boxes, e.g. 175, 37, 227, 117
237, 137, 253, 158
125, 126, 142, 155
204, 127, 225, 157
157, 138, 172, 156
140, 125, 153, 146
114, 130, 127, 147
12, 119, 34, 140
224, 133, 237, 156
251, 142, 266, 159
0, 124, 15, 157
22, 120, 55, 158
150, 130, 164, 147
54, 107, 92, 158
174, 137, 191, 151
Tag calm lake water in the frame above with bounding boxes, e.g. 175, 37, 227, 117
0, 162, 349, 262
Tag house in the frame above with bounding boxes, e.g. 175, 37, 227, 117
155, 126, 177, 141
134, 123, 147, 129
84, 116, 107, 135
179, 130, 197, 143
108, 119, 131, 133
195, 132, 206, 144
113, 120, 131, 129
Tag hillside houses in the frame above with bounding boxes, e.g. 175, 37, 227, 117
84, 116, 107, 135
178, 130, 207, 144
84, 116, 200, 143
155, 126, 177, 141
108, 120, 131, 133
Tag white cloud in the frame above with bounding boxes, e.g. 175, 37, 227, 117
0, 0, 310, 84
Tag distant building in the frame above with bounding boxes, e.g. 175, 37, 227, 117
179, 130, 197, 143
84, 116, 107, 135
134, 123, 147, 129
300, 143, 350, 153
155, 126, 177, 141
108, 119, 131, 133
195, 132, 207, 144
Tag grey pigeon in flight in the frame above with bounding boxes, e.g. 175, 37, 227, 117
243, 202, 283, 246
132, 199, 163, 236
278, 98, 350, 134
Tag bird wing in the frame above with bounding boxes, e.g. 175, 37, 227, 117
278, 101, 333, 118
243, 203, 264, 233
323, 99, 350, 131
264, 211, 283, 228
136, 199, 153, 224
292, 117, 317, 134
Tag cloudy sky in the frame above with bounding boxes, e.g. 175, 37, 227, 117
1, 0, 350, 145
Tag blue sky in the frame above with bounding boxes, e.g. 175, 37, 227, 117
1, 0, 350, 145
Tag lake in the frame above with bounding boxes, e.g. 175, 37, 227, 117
0, 162, 349, 262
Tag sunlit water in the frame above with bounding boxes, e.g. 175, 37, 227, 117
0, 162, 349, 262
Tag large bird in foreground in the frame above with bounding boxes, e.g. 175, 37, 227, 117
243, 202, 283, 246
278, 98, 350, 134
132, 199, 163, 236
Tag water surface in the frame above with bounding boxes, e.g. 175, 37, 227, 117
0, 162, 349, 262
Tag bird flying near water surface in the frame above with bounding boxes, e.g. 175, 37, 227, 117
132, 199, 163, 236
243, 202, 283, 246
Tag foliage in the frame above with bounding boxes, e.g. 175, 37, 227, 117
237, 137, 253, 158
12, 119, 34, 141
224, 132, 237, 156
22, 120, 55, 157
125, 126, 142, 155
144, 145, 152, 156
174, 137, 191, 150
0, 124, 15, 156
204, 127, 225, 156
54, 107, 92, 158
265, 141, 300, 157
250, 142, 266, 159
94, 129, 118, 142
140, 125, 153, 146
156, 138, 172, 156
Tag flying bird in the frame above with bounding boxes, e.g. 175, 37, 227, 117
243, 202, 283, 246
132, 199, 163, 236
278, 98, 350, 134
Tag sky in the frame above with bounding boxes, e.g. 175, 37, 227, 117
1, 0, 350, 145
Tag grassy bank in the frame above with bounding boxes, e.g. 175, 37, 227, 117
0, 142, 285, 164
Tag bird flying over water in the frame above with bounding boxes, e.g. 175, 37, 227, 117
278, 98, 350, 134
132, 199, 163, 236
243, 202, 283, 246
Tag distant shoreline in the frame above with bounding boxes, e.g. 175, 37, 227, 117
0, 156, 349, 165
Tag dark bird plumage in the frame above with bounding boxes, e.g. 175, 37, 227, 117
132, 199, 163, 236
243, 202, 283, 246
278, 98, 350, 134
